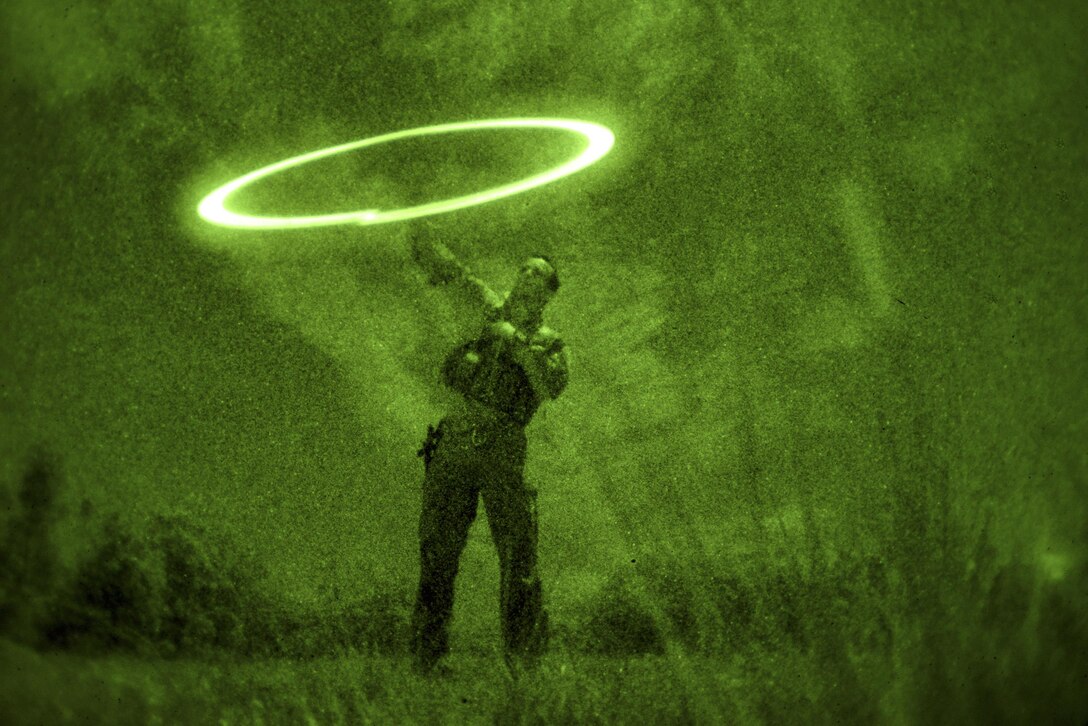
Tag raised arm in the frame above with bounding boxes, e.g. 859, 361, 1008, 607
410, 227, 503, 314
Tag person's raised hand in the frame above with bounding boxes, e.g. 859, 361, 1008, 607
409, 225, 458, 286
489, 320, 517, 341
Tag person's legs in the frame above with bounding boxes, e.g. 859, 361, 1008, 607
410, 439, 478, 673
483, 467, 548, 665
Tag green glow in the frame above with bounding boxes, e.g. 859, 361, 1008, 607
197, 118, 615, 229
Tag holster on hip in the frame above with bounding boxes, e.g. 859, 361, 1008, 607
417, 422, 444, 470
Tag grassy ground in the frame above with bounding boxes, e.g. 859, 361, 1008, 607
8, 630, 1080, 725
0, 640, 763, 725
2, 468, 1084, 724
2, 499, 1085, 724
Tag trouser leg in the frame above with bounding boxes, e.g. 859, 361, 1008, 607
410, 450, 478, 670
483, 474, 548, 661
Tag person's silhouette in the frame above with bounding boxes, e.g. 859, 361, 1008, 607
408, 229, 568, 675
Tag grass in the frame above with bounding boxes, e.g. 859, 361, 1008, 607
2, 462, 1085, 724
3, 491, 1085, 724
7, 598, 1083, 726
0, 640, 760, 725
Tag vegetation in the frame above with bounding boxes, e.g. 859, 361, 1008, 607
0, 454, 1084, 723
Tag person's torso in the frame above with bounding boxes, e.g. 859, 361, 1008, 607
441, 306, 556, 427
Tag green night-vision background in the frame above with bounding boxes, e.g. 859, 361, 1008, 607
1, 0, 1085, 723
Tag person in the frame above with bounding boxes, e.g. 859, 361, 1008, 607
408, 227, 569, 676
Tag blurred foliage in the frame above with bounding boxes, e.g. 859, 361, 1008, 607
0, 450, 62, 644
0, 451, 1084, 721
0, 456, 412, 660
570, 541, 1087, 722
35, 508, 414, 659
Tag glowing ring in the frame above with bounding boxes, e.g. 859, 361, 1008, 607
197, 118, 615, 229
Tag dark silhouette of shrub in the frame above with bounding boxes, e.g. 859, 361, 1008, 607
41, 511, 413, 659
576, 573, 667, 656
45, 516, 163, 654
572, 551, 898, 658
573, 552, 761, 656
0, 448, 62, 646
0, 447, 414, 661
151, 514, 248, 655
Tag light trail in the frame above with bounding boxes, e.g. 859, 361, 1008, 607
197, 118, 615, 230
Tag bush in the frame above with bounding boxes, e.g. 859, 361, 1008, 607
577, 574, 666, 655
40, 513, 412, 659
567, 542, 1088, 720
570, 553, 782, 656
0, 449, 62, 646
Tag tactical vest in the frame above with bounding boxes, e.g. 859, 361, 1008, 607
442, 325, 542, 427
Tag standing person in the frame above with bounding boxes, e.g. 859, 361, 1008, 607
408, 228, 569, 676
